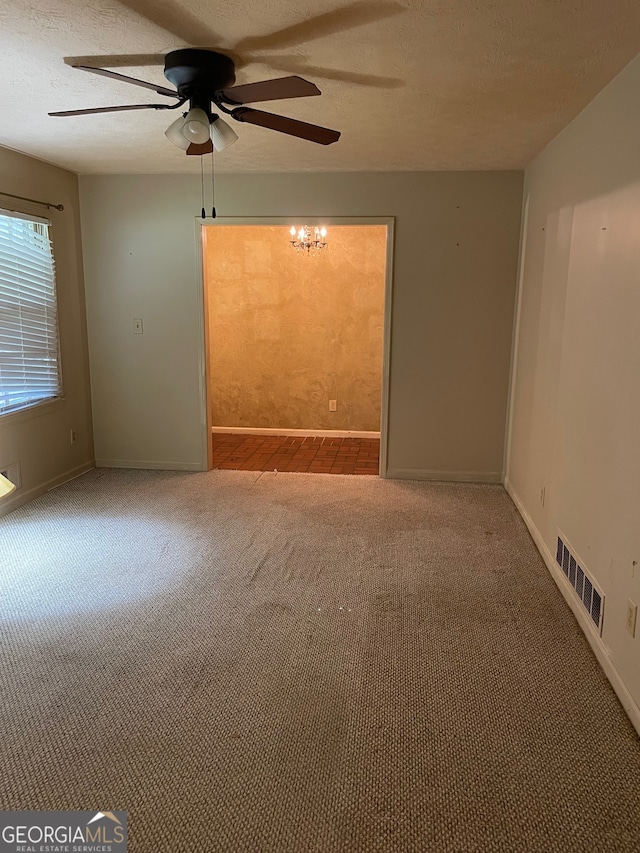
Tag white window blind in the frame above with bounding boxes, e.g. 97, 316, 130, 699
0, 210, 62, 415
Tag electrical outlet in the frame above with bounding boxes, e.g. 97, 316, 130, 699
626, 599, 637, 637
133, 318, 143, 334
70, 428, 77, 445
0, 462, 21, 488
329, 399, 337, 412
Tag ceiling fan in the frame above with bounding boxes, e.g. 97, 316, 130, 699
49, 48, 341, 155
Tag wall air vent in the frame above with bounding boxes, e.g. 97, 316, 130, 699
556, 535, 604, 635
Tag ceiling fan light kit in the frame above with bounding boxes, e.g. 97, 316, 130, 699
49, 48, 340, 157
164, 110, 238, 153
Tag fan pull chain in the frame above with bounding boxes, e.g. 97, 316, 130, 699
210, 150, 216, 219
200, 156, 206, 219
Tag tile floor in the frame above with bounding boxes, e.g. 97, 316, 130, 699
212, 433, 380, 475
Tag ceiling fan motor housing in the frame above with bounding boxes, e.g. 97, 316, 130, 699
163, 49, 236, 97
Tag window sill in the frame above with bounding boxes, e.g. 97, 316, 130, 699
0, 397, 66, 427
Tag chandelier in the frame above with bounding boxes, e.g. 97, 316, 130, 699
289, 225, 328, 253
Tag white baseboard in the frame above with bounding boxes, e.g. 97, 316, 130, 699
0, 461, 95, 518
211, 426, 381, 439
95, 459, 203, 471
504, 476, 640, 737
386, 468, 503, 484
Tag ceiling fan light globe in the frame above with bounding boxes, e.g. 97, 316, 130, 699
165, 114, 190, 150
184, 120, 210, 144
182, 108, 211, 144
210, 116, 239, 152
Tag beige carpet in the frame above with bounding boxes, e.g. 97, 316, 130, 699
1, 469, 639, 852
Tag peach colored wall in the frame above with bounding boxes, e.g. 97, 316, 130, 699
204, 225, 386, 431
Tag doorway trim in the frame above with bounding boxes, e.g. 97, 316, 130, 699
195, 216, 395, 476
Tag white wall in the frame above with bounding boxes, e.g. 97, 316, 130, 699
0, 146, 93, 515
506, 55, 640, 729
79, 171, 522, 477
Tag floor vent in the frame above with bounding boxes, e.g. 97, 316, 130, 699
556, 535, 604, 635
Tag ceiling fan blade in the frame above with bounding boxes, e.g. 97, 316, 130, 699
186, 140, 214, 155
72, 65, 179, 98
64, 49, 244, 70
65, 54, 166, 69
231, 108, 340, 145
218, 75, 320, 105
234, 0, 405, 52
49, 103, 177, 117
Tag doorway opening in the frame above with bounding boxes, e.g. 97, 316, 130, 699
199, 218, 394, 476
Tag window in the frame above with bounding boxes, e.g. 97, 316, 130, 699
0, 210, 62, 415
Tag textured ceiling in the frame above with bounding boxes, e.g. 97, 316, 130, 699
1, 0, 640, 174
